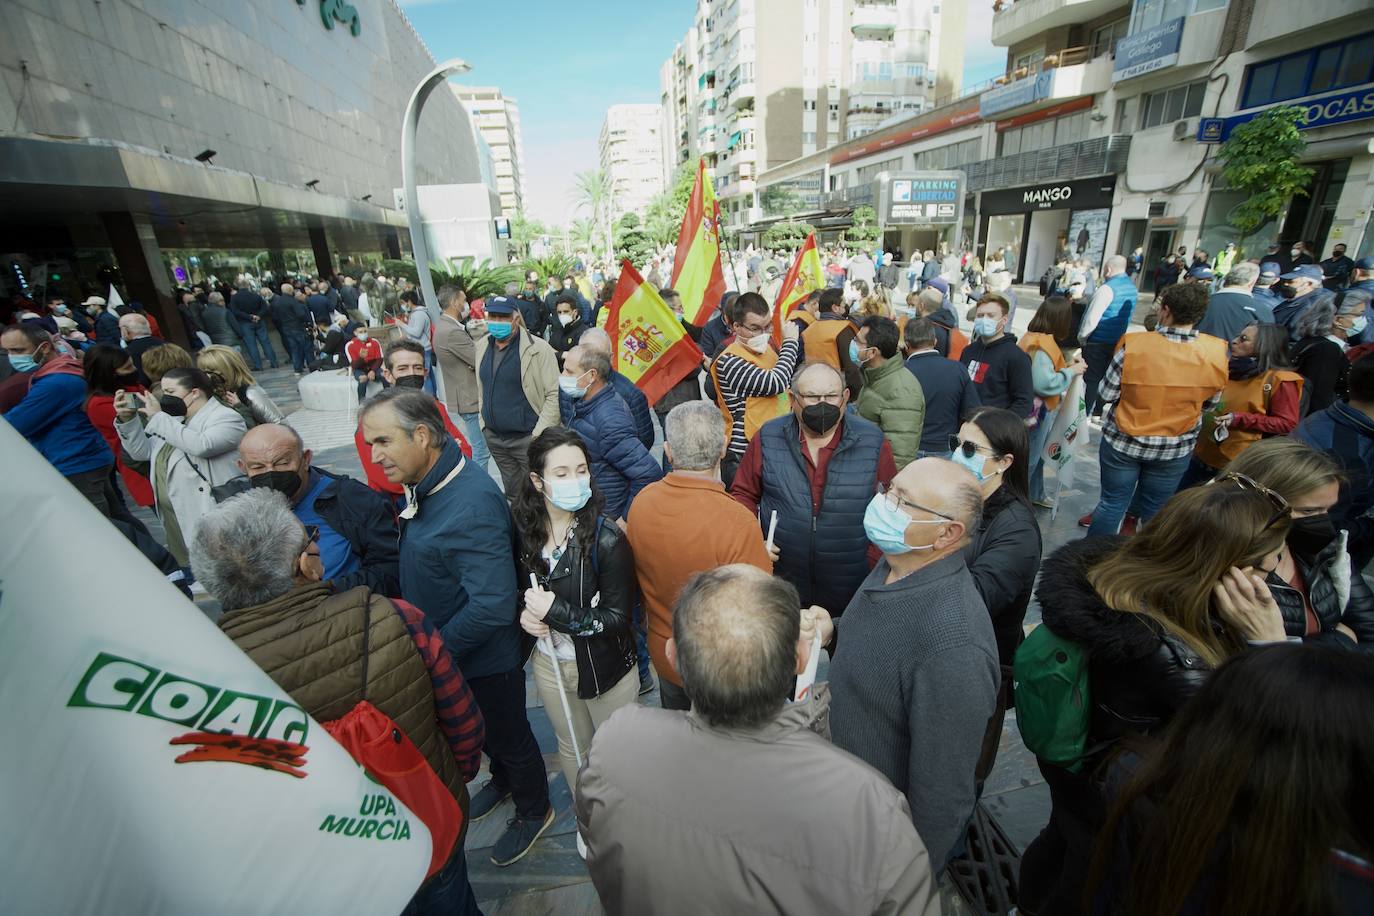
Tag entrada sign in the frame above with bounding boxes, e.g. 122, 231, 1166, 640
297, 0, 361, 38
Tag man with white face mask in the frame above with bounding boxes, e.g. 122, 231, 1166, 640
708, 292, 800, 485
808, 456, 999, 870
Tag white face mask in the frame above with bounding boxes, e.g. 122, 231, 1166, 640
558, 313, 575, 327
743, 333, 770, 354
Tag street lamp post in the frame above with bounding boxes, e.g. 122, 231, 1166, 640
401, 58, 471, 402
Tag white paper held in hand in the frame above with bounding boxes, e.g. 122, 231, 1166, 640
765, 509, 778, 552
793, 630, 824, 702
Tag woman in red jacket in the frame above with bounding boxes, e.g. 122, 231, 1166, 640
82, 344, 155, 507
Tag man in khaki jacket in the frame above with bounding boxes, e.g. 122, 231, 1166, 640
432, 285, 492, 472
473, 296, 560, 492
576, 564, 939, 916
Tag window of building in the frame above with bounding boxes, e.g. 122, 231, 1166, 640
1090, 18, 1129, 57
1014, 49, 1045, 73
1241, 32, 1374, 109
1138, 79, 1206, 129
804, 100, 817, 111
1114, 96, 1138, 133
855, 156, 903, 182
803, 131, 817, 143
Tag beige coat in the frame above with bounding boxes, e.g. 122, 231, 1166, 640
473, 326, 560, 436
432, 313, 482, 414
576, 700, 941, 916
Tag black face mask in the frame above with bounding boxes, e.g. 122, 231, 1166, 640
800, 402, 842, 435
159, 394, 189, 417
1289, 514, 1337, 559
250, 469, 303, 498
393, 375, 425, 390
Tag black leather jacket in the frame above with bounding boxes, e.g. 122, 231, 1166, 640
1266, 531, 1374, 652
523, 516, 637, 699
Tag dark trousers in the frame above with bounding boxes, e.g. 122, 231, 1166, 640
1080, 341, 1116, 417
401, 846, 480, 916
466, 667, 549, 821
68, 465, 144, 530
283, 331, 310, 373
237, 319, 278, 370
658, 677, 691, 712
1018, 759, 1106, 916
1174, 454, 1219, 492
720, 452, 741, 489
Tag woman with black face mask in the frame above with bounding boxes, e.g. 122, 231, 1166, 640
1228, 438, 1374, 651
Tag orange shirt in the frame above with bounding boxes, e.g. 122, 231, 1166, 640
625, 473, 773, 686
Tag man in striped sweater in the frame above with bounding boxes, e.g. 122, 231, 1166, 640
709, 292, 801, 486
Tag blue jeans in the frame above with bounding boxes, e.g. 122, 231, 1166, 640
1028, 407, 1057, 503
632, 604, 652, 683
1086, 440, 1190, 537
237, 320, 278, 370
401, 846, 481, 916
282, 331, 310, 372
458, 411, 492, 472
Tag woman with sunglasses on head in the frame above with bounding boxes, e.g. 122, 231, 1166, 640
1018, 475, 1291, 916
1177, 322, 1303, 490
511, 427, 639, 799
1227, 438, 1374, 650
951, 407, 1043, 782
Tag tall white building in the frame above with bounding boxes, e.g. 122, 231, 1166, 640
659, 0, 966, 228
452, 86, 528, 216
599, 104, 667, 220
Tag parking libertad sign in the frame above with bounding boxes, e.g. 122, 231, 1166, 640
880, 171, 965, 228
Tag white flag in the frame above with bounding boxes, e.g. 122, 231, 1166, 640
106, 284, 125, 314
1044, 375, 1089, 515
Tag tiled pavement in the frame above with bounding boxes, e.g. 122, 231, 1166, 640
128, 298, 1108, 914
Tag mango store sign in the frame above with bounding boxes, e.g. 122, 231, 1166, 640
1197, 86, 1374, 142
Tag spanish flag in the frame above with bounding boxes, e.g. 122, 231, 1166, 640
670, 158, 727, 326
771, 232, 824, 346
604, 260, 705, 406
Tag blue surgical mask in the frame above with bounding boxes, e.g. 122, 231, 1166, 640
862, 493, 941, 555
543, 475, 592, 512
8, 353, 37, 372
1348, 315, 1368, 335
849, 339, 868, 365
950, 445, 997, 482
559, 370, 591, 399
487, 320, 513, 340
973, 317, 1001, 339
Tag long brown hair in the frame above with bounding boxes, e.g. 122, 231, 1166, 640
1226, 437, 1343, 504
1085, 482, 1289, 667
1027, 295, 1072, 340
1088, 645, 1374, 915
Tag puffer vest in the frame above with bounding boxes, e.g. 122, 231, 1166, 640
218, 583, 468, 821
757, 414, 884, 614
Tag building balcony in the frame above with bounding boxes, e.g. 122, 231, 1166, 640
980, 48, 1114, 118
851, 2, 898, 37
962, 134, 1131, 192
991, 0, 1130, 48
731, 81, 756, 109
822, 182, 878, 210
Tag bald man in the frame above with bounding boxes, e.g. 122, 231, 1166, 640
812, 457, 1000, 869
573, 326, 655, 448
236, 423, 400, 595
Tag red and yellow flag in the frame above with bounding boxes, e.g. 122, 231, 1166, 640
605, 260, 705, 406
670, 158, 727, 326
771, 232, 825, 346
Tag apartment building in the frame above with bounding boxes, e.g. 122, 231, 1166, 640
659, 0, 967, 230
599, 104, 668, 219
452, 86, 528, 217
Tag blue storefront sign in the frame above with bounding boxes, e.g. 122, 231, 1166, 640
1112, 18, 1185, 82
1196, 85, 1374, 142
980, 71, 1054, 119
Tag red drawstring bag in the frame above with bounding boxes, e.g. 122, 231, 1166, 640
324, 600, 464, 878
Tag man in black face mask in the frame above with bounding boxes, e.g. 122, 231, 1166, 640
731, 361, 897, 617
237, 422, 400, 596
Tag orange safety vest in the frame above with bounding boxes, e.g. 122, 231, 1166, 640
1114, 332, 1229, 439
946, 325, 969, 363
792, 310, 817, 331
709, 340, 790, 443
1193, 369, 1305, 468
1018, 332, 1067, 411
801, 317, 850, 369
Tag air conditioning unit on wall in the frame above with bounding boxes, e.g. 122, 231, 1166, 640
1172, 118, 1198, 141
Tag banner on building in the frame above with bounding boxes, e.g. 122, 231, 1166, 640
605, 259, 705, 405
0, 422, 431, 914
670, 158, 727, 326
1112, 17, 1186, 82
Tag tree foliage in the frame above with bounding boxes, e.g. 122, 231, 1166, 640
430, 257, 522, 300
761, 220, 815, 251
572, 168, 615, 257
1217, 106, 1314, 254
509, 213, 545, 258
844, 205, 881, 248
614, 212, 655, 266
759, 184, 804, 219
520, 254, 577, 284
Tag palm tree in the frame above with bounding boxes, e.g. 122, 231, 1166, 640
568, 217, 596, 252
510, 212, 544, 259
571, 168, 615, 261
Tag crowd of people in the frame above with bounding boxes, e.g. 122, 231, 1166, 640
3, 232, 1373, 915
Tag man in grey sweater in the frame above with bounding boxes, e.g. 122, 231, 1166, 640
812, 456, 1000, 868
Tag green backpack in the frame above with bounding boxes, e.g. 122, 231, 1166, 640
1012, 624, 1092, 773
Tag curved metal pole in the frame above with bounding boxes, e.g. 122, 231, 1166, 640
401, 58, 470, 403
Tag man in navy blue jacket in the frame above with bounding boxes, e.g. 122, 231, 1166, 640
576, 327, 655, 448
359, 388, 553, 868
904, 317, 980, 456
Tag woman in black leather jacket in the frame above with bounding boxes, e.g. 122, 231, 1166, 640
514, 427, 638, 796
1019, 477, 1291, 915
1229, 437, 1374, 652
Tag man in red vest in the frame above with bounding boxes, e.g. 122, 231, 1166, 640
1085, 283, 1227, 537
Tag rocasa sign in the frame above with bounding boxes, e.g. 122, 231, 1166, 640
297, 0, 361, 38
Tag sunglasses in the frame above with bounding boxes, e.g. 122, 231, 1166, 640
1206, 472, 1291, 529
948, 435, 999, 460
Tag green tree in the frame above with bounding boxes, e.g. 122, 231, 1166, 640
760, 184, 804, 219
668, 161, 697, 218
430, 257, 522, 299
844, 205, 881, 248
761, 220, 815, 251
1217, 105, 1314, 257
643, 196, 678, 247
614, 212, 655, 266
509, 213, 544, 258
571, 168, 615, 260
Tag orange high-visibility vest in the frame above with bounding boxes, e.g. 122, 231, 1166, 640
1193, 369, 1305, 468
802, 317, 850, 369
709, 340, 790, 443
1114, 332, 1229, 438
1018, 332, 1067, 411
946, 325, 969, 363
792, 310, 817, 330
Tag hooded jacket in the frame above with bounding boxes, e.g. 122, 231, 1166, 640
856, 357, 926, 468
1295, 401, 1374, 566
1265, 529, 1374, 651
568, 385, 664, 520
